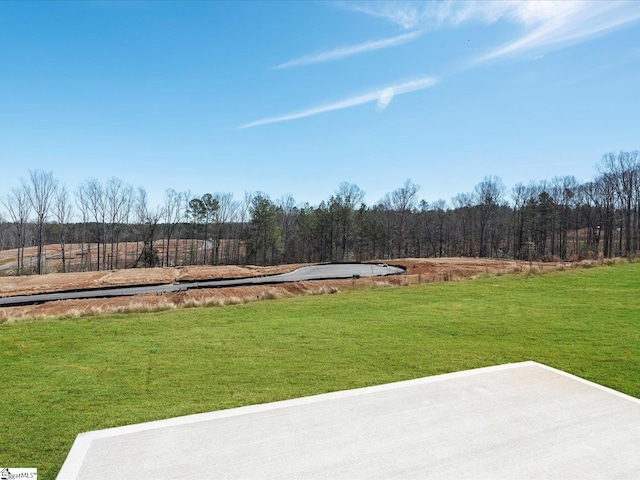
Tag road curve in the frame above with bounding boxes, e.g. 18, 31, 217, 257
0, 263, 405, 307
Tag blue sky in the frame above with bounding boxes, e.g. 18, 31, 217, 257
1, 1, 639, 210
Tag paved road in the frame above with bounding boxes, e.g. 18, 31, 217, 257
0, 263, 404, 307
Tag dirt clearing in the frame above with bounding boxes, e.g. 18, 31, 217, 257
0, 258, 570, 322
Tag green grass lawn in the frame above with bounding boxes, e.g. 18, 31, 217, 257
2, 262, 639, 479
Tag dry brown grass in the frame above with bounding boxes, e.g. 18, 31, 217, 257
0, 257, 590, 322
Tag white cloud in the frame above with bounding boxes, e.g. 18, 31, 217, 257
242, 2, 639, 129
239, 76, 438, 129
340, 1, 581, 30
376, 87, 395, 110
505, 1, 581, 26
274, 30, 424, 69
339, 1, 504, 30
275, 2, 601, 72
341, 1, 422, 30
476, 2, 640, 64
339, 1, 640, 65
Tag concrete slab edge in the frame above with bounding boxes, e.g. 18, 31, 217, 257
56, 360, 640, 479
533, 361, 640, 404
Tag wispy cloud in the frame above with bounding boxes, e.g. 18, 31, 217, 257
239, 77, 438, 129
273, 30, 424, 69
243, 2, 639, 129
341, 1, 588, 29
340, 1, 423, 30
475, 2, 640, 64
341, 1, 640, 65
339, 1, 518, 30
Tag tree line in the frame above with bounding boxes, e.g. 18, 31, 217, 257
1, 151, 639, 275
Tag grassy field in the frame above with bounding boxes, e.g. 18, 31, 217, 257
1, 261, 639, 479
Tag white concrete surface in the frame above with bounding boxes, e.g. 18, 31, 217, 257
57, 361, 640, 479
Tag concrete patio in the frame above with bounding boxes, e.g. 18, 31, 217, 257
57, 361, 640, 479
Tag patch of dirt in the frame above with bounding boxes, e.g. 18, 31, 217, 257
0, 258, 572, 322
0, 264, 305, 296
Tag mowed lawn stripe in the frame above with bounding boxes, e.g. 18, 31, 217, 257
1, 262, 639, 479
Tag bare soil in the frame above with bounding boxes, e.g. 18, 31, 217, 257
0, 257, 571, 322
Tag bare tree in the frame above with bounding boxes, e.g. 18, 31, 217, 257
552, 176, 578, 259
596, 172, 618, 257
277, 194, 297, 263
224, 195, 242, 264
390, 179, 420, 257
133, 187, 162, 268
54, 185, 73, 272
105, 178, 134, 269
77, 179, 106, 270
577, 180, 605, 258
474, 176, 505, 257
430, 199, 448, 257
378, 194, 393, 259
234, 191, 254, 264
2, 187, 32, 275
510, 183, 527, 259
451, 193, 474, 256
213, 193, 234, 264
599, 151, 639, 256
74, 185, 89, 271
0, 212, 5, 252
162, 189, 185, 267
25, 170, 57, 274
333, 182, 365, 261
178, 190, 192, 265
